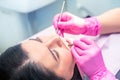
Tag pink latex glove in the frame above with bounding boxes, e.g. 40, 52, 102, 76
52, 12, 101, 36
71, 38, 117, 80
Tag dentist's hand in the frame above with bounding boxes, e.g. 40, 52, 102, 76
53, 12, 85, 35
52, 12, 101, 36
71, 38, 107, 79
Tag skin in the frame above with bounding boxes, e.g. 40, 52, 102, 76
96, 8, 120, 34
21, 34, 75, 80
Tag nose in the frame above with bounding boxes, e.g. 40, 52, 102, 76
45, 36, 63, 48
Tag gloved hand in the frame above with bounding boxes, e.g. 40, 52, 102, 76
52, 12, 101, 36
71, 37, 107, 79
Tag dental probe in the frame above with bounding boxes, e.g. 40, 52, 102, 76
56, 0, 66, 33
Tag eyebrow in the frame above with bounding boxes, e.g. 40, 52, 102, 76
29, 37, 43, 43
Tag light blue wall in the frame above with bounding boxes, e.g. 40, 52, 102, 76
76, 0, 120, 16
28, 0, 77, 34
0, 8, 31, 53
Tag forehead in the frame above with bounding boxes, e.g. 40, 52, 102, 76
21, 40, 48, 60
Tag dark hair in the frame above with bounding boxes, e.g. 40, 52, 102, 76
71, 65, 82, 80
10, 62, 64, 80
0, 44, 28, 80
0, 44, 82, 80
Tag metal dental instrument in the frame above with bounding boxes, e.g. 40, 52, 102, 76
56, 0, 66, 33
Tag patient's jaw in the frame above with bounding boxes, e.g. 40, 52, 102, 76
21, 34, 75, 80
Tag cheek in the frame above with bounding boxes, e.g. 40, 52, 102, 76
55, 49, 75, 79
59, 50, 75, 72
60, 50, 73, 64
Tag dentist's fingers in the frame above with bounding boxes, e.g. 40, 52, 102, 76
58, 29, 64, 37
53, 13, 61, 29
80, 37, 94, 45
73, 37, 95, 50
71, 47, 81, 59
74, 47, 85, 56
71, 46, 85, 61
60, 12, 72, 21
73, 40, 89, 50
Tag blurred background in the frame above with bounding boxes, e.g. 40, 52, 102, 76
0, 0, 120, 53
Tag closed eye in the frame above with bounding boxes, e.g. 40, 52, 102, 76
53, 50, 59, 61
48, 48, 59, 62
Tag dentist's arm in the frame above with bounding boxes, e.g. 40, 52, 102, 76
97, 8, 120, 34
53, 8, 120, 36
71, 38, 117, 80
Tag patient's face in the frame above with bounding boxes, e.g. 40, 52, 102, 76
21, 34, 75, 80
